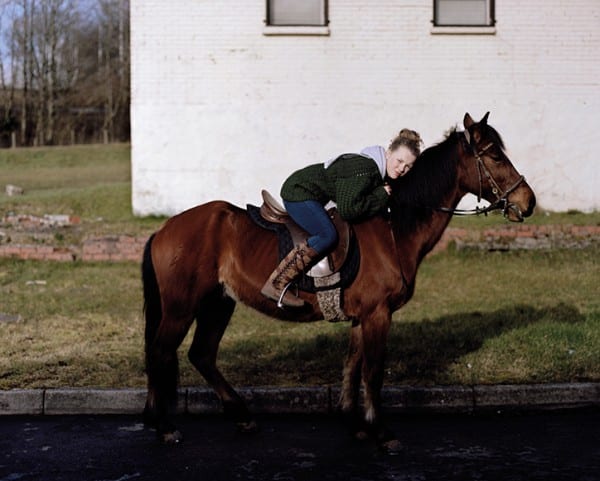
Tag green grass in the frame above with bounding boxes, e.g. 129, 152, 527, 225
0, 260, 145, 388
0, 247, 597, 389
0, 144, 130, 191
0, 144, 164, 242
0, 145, 598, 389
387, 248, 599, 386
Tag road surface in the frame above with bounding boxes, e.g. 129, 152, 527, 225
1, 409, 599, 480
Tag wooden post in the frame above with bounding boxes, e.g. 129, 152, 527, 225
11, 131, 16, 148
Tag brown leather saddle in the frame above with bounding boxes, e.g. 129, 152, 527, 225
259, 190, 352, 278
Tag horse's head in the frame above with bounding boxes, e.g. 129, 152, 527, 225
461, 112, 536, 222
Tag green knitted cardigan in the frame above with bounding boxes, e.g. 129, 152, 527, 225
280, 154, 389, 222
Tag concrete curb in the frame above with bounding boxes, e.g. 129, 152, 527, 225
1, 383, 598, 416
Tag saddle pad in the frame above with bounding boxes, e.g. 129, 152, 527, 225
246, 204, 360, 293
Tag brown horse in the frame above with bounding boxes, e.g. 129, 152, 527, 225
142, 112, 536, 452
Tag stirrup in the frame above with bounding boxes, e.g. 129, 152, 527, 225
277, 282, 299, 309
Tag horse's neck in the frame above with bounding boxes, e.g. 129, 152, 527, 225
395, 187, 463, 286
416, 210, 454, 257
387, 136, 468, 293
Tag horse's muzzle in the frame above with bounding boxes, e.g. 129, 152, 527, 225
505, 181, 536, 222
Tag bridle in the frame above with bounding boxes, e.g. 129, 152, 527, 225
435, 130, 526, 220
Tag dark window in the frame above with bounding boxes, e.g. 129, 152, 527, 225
266, 0, 328, 26
434, 0, 495, 26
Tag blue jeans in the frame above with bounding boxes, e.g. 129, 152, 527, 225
283, 200, 338, 255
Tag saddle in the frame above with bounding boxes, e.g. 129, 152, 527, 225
259, 190, 352, 278
248, 191, 360, 321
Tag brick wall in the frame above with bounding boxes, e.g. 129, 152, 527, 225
431, 225, 600, 254
1, 227, 597, 262
0, 236, 148, 262
131, 0, 600, 216
81, 236, 148, 262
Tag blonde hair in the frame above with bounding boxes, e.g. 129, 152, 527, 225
389, 129, 423, 157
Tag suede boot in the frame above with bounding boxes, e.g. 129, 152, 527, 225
261, 241, 320, 308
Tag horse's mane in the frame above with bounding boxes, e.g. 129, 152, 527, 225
485, 124, 506, 150
387, 128, 462, 233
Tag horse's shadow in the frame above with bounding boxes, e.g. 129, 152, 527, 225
223, 302, 584, 385
385, 302, 584, 383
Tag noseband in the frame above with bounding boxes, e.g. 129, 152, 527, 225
439, 131, 526, 220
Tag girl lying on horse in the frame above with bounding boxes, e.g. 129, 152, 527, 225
261, 129, 423, 307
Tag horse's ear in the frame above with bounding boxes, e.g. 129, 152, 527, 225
463, 113, 475, 129
480, 112, 490, 125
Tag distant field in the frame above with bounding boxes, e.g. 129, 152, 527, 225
0, 144, 598, 389
0, 144, 163, 241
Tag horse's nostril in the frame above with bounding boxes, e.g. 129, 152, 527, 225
525, 195, 537, 217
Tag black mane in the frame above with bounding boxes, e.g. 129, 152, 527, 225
387, 129, 461, 233
485, 124, 506, 150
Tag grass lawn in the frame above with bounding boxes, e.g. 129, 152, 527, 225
0, 144, 598, 389
0, 144, 162, 242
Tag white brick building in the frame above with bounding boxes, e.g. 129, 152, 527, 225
131, 0, 599, 216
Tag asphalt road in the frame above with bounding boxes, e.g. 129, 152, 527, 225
1, 409, 599, 481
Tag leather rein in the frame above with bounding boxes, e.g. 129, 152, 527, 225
433, 131, 526, 220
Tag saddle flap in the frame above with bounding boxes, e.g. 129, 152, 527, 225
327, 210, 351, 274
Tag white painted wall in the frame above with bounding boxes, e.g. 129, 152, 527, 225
131, 0, 600, 216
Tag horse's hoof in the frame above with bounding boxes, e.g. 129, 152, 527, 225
354, 430, 370, 441
236, 420, 260, 434
379, 438, 404, 455
161, 430, 183, 445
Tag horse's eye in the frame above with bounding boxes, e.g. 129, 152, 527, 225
488, 150, 502, 162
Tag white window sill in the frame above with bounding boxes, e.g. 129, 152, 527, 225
263, 26, 330, 36
430, 26, 496, 35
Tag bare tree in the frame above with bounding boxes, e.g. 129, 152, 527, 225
96, 0, 129, 142
18, 0, 33, 144
0, 2, 17, 145
0, 0, 130, 146
32, 0, 76, 144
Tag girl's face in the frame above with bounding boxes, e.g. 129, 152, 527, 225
386, 145, 416, 179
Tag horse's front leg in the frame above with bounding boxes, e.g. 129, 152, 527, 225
361, 312, 402, 454
339, 320, 363, 432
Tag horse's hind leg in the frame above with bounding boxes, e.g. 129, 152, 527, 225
188, 295, 257, 433
145, 315, 193, 444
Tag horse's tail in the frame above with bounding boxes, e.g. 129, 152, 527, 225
142, 233, 161, 365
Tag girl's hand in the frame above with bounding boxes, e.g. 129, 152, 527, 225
384, 184, 392, 195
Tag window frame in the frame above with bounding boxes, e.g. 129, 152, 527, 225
265, 0, 329, 27
432, 0, 496, 28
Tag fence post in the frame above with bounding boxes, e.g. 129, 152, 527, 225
11, 131, 16, 148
